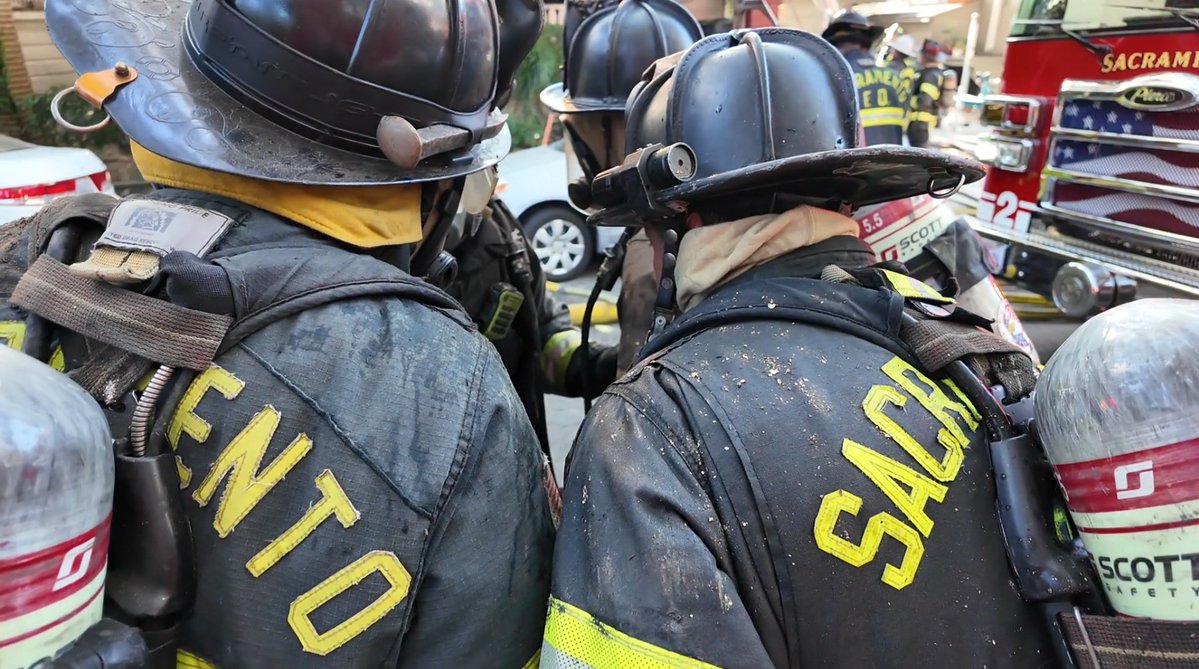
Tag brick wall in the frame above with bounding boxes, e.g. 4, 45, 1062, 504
15, 10, 72, 94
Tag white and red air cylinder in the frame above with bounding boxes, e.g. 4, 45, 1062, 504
0, 346, 114, 668
1036, 298, 1199, 620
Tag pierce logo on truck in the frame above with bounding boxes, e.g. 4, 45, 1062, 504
1117, 84, 1199, 112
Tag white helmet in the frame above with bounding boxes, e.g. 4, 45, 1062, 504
888, 34, 916, 58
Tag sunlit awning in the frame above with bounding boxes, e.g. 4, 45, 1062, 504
852, 0, 967, 23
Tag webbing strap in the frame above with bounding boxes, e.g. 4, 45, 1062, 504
220, 276, 462, 356
1062, 613, 1199, 669
900, 311, 1037, 399
900, 316, 1019, 372
12, 256, 232, 371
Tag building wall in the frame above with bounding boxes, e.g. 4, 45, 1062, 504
772, 0, 1019, 84
15, 10, 73, 94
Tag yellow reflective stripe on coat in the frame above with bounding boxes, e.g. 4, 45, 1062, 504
920, 82, 942, 99
860, 107, 906, 128
177, 650, 217, 669
542, 330, 582, 391
542, 597, 720, 669
523, 650, 541, 669
1, 320, 66, 371
881, 270, 954, 305
909, 111, 939, 125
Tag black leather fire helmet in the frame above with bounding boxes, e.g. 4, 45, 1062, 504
594, 29, 984, 225
47, 0, 542, 185
541, 0, 703, 113
821, 8, 883, 49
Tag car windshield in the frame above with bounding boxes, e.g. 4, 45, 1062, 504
1012, 0, 1199, 37
0, 135, 34, 153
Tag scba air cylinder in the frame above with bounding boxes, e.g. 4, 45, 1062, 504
1036, 299, 1199, 620
0, 346, 114, 667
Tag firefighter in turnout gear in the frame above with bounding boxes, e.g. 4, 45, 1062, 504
822, 10, 906, 145
541, 29, 1057, 668
420, 0, 615, 450
885, 33, 919, 116
0, 0, 555, 667
542, 0, 703, 377
909, 39, 955, 148
441, 165, 617, 452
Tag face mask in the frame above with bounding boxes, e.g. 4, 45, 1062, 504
446, 167, 498, 250
460, 167, 498, 216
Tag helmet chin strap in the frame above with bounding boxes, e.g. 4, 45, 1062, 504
563, 113, 622, 210
649, 226, 681, 341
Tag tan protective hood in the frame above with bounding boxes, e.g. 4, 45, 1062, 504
676, 205, 861, 311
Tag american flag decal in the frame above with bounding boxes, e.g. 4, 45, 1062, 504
1059, 99, 1199, 141
1048, 96, 1199, 242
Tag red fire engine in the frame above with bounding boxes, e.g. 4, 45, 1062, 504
972, 0, 1199, 316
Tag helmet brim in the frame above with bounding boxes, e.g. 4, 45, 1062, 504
539, 83, 627, 114
594, 147, 984, 226
821, 24, 885, 43
47, 0, 508, 185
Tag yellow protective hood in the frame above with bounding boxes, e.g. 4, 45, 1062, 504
130, 142, 423, 248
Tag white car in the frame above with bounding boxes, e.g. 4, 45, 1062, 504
499, 138, 624, 281
0, 135, 115, 225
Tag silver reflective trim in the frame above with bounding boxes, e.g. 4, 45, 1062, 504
968, 215, 1199, 295
1039, 198, 1199, 256
540, 642, 594, 669
1049, 127, 1199, 154
1041, 166, 1199, 206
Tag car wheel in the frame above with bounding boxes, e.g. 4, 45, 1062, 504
523, 206, 595, 281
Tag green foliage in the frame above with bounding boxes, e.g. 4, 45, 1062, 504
0, 39, 127, 151
16, 92, 129, 149
505, 24, 564, 149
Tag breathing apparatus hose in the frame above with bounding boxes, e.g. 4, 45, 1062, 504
411, 178, 466, 279
907, 312, 1087, 669
582, 228, 635, 412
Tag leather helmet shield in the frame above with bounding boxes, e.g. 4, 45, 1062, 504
542, 0, 702, 113
624, 30, 984, 210
46, 0, 509, 185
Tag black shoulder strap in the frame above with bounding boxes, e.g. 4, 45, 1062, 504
637, 268, 1027, 388
639, 276, 914, 364
13, 198, 471, 406
219, 260, 465, 355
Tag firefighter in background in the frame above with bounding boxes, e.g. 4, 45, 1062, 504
541, 0, 704, 377
0, 0, 555, 666
542, 29, 1054, 668
822, 10, 907, 145
908, 39, 957, 148
442, 169, 618, 452
431, 0, 614, 452
885, 33, 919, 119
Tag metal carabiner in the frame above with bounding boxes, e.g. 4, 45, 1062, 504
929, 172, 966, 200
